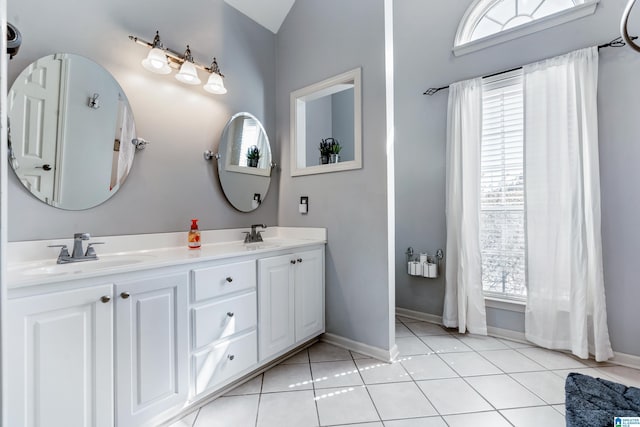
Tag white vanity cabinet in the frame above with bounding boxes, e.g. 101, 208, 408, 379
6, 229, 326, 427
190, 260, 258, 398
7, 284, 115, 427
115, 273, 189, 427
258, 248, 325, 361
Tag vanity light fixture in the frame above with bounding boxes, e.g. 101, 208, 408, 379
129, 31, 226, 94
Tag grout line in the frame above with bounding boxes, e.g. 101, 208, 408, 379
190, 408, 201, 427
253, 374, 264, 427
351, 347, 384, 425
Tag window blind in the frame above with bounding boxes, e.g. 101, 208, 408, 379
480, 70, 527, 298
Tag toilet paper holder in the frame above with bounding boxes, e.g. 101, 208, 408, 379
405, 247, 443, 279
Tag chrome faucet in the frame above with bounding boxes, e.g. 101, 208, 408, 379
243, 224, 266, 243
49, 233, 104, 264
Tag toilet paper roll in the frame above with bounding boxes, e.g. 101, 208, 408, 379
422, 262, 430, 278
407, 261, 412, 275
419, 253, 428, 263
409, 261, 422, 276
428, 263, 438, 278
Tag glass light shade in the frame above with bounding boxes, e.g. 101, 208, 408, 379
141, 48, 171, 75
175, 61, 201, 85
203, 73, 227, 94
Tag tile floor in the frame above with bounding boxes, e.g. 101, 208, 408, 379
170, 316, 640, 427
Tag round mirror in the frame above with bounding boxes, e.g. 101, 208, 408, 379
217, 112, 272, 212
8, 53, 137, 210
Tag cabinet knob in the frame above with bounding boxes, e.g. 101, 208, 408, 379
225, 277, 233, 283
100, 295, 111, 303
227, 354, 235, 361
120, 292, 130, 299
227, 312, 234, 317
290, 260, 297, 264
297, 258, 303, 263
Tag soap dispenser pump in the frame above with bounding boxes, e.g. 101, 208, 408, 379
188, 219, 201, 249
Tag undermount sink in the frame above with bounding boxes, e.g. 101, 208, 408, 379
10, 254, 157, 277
243, 241, 282, 251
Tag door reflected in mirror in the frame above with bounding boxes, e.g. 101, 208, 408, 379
8, 53, 137, 210
291, 67, 362, 176
216, 112, 273, 212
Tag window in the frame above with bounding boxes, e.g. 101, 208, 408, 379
454, 0, 598, 56
480, 70, 526, 299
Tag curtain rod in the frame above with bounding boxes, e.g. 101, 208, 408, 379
422, 36, 637, 96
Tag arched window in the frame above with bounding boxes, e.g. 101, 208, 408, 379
454, 0, 599, 56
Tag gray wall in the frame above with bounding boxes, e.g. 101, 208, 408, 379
394, 0, 640, 357
276, 0, 391, 350
7, 0, 277, 241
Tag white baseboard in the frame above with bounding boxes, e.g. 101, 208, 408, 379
321, 333, 398, 363
611, 351, 640, 370
486, 326, 527, 343
395, 307, 443, 325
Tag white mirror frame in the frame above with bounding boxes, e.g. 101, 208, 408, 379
290, 67, 362, 176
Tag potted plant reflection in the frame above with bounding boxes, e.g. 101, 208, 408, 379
246, 145, 260, 167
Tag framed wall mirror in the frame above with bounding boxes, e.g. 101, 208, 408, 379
8, 53, 137, 210
290, 67, 362, 176
216, 112, 273, 212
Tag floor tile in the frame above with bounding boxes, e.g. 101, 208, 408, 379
510, 371, 567, 404
515, 347, 590, 370
224, 374, 262, 396
281, 349, 309, 364
194, 394, 259, 427
396, 323, 414, 338
551, 367, 616, 382
497, 338, 534, 349
397, 316, 422, 323
315, 385, 380, 426
256, 390, 318, 427
351, 350, 371, 360
443, 411, 512, 427
465, 375, 546, 409
479, 349, 546, 373
383, 417, 447, 427
419, 335, 473, 353
553, 404, 566, 415
368, 382, 438, 420
457, 334, 509, 351
417, 378, 492, 415
500, 405, 565, 427
310, 360, 363, 389
404, 322, 450, 336
168, 410, 198, 427
309, 342, 352, 362
596, 365, 640, 388
356, 358, 412, 384
396, 337, 431, 356
400, 354, 459, 381
261, 363, 313, 393
336, 423, 383, 427
439, 352, 502, 377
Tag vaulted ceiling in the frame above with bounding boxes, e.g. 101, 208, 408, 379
224, 0, 296, 33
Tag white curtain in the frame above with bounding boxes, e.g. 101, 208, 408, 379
523, 47, 613, 361
443, 78, 487, 335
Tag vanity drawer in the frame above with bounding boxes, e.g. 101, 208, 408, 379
193, 330, 257, 396
191, 260, 256, 302
192, 292, 257, 350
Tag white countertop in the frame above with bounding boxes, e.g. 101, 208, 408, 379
7, 227, 326, 289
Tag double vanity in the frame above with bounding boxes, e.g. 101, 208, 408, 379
6, 227, 326, 427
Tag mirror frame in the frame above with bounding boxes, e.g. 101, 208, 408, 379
290, 67, 362, 176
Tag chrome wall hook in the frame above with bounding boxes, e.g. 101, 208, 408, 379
131, 138, 150, 150
203, 150, 219, 161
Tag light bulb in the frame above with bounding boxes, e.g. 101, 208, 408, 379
203, 73, 227, 94
141, 48, 171, 75
175, 61, 201, 85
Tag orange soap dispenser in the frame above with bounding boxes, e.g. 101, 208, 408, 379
188, 219, 201, 249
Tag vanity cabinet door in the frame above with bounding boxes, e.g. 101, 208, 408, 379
258, 248, 325, 361
294, 248, 325, 341
7, 284, 114, 427
258, 255, 295, 360
115, 273, 188, 427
